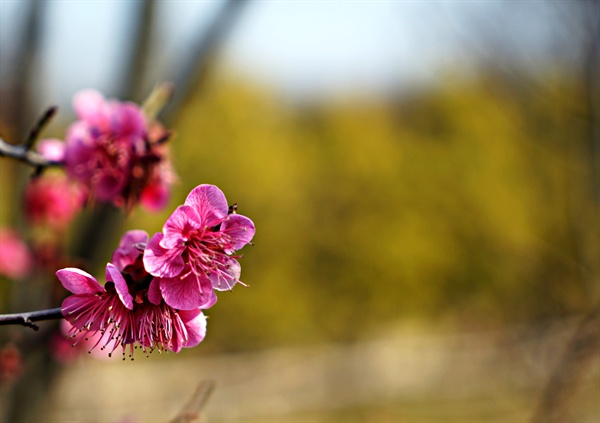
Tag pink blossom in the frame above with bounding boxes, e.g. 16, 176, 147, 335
144, 184, 255, 310
57, 230, 213, 358
0, 229, 32, 279
38, 138, 66, 162
0, 344, 22, 386
24, 172, 86, 231
63, 89, 174, 211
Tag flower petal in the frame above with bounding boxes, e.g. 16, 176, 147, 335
143, 232, 185, 278
73, 89, 109, 129
184, 184, 228, 227
38, 139, 66, 162
161, 205, 201, 249
210, 258, 241, 291
140, 180, 171, 212
56, 268, 102, 294
221, 214, 255, 253
147, 277, 162, 305
111, 230, 148, 270
110, 102, 146, 137
61, 295, 101, 328
180, 309, 207, 348
105, 263, 134, 310
159, 272, 215, 310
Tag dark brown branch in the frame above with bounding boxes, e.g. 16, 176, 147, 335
0, 308, 63, 331
0, 105, 61, 169
23, 106, 58, 150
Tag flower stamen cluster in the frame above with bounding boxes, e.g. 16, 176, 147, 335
43, 89, 175, 212
58, 229, 211, 359
144, 184, 255, 310
57, 184, 253, 358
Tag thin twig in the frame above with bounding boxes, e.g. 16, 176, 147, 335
142, 82, 175, 121
170, 380, 216, 423
9, 0, 47, 142
0, 105, 62, 169
117, 0, 156, 101
162, 0, 250, 123
0, 308, 63, 331
0, 138, 61, 168
530, 305, 600, 422
23, 106, 58, 150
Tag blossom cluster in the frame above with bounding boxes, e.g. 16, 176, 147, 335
0, 229, 32, 280
1, 88, 255, 361
57, 185, 255, 358
61, 89, 174, 211
24, 90, 174, 235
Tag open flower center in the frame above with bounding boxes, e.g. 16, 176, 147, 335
185, 226, 238, 286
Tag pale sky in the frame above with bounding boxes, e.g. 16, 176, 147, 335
0, 0, 579, 112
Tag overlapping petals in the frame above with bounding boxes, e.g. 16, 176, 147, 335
62, 89, 174, 211
56, 184, 254, 358
24, 172, 86, 231
144, 184, 255, 310
57, 230, 210, 358
0, 229, 32, 280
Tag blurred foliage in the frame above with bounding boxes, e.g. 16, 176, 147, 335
4, 68, 596, 353
125, 69, 599, 353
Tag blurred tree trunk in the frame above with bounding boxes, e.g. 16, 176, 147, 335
531, 1, 600, 421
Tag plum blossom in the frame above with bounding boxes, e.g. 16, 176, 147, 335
24, 172, 86, 231
38, 138, 66, 162
144, 184, 255, 310
0, 344, 22, 386
0, 229, 32, 279
57, 230, 214, 358
62, 89, 174, 211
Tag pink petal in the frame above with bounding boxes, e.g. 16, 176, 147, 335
140, 181, 170, 212
147, 278, 162, 305
184, 184, 228, 227
37, 139, 65, 162
117, 230, 148, 250
169, 325, 185, 353
200, 290, 218, 309
73, 89, 109, 129
143, 233, 185, 278
60, 295, 103, 332
161, 205, 201, 249
180, 309, 207, 348
221, 214, 255, 253
111, 230, 148, 270
56, 268, 102, 294
0, 229, 32, 279
110, 102, 146, 137
95, 173, 126, 201
105, 263, 134, 310
159, 272, 215, 310
210, 259, 241, 291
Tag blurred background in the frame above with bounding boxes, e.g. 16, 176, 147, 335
0, 0, 598, 422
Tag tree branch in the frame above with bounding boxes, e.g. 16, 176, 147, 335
162, 0, 250, 123
530, 304, 600, 422
0, 105, 61, 170
0, 308, 63, 331
170, 380, 216, 423
23, 105, 58, 150
0, 138, 61, 168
